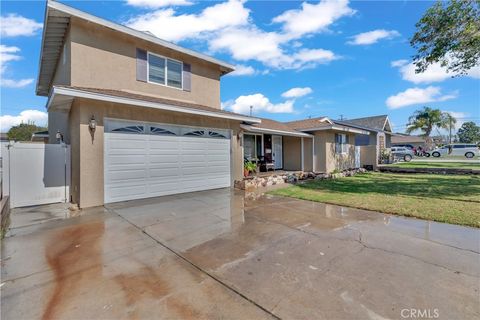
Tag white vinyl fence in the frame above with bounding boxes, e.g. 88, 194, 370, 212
1, 142, 70, 208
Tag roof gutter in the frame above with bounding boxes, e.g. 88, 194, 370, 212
240, 124, 313, 137
298, 125, 370, 135
47, 86, 261, 123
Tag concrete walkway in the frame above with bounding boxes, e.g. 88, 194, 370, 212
2, 188, 479, 319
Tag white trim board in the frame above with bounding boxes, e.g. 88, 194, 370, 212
47, 86, 261, 124
241, 124, 313, 138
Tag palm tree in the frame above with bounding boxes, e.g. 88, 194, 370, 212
406, 107, 452, 137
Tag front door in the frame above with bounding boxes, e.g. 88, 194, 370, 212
272, 135, 283, 169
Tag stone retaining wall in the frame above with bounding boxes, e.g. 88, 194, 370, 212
234, 168, 367, 190
379, 166, 480, 175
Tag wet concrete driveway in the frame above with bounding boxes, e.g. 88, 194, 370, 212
2, 188, 479, 319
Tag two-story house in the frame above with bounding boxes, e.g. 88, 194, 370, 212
39, 1, 264, 207
38, 1, 376, 209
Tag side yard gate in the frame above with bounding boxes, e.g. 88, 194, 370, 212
1, 142, 70, 208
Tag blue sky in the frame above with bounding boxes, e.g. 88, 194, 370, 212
1, 0, 479, 133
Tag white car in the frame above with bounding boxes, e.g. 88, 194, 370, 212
430, 144, 479, 158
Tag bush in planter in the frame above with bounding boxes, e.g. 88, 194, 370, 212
244, 161, 257, 176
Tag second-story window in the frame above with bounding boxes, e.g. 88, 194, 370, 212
148, 52, 182, 89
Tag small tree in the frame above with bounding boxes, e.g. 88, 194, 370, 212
457, 121, 480, 143
7, 123, 47, 141
406, 107, 451, 137
410, 0, 480, 75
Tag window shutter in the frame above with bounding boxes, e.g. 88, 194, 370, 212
136, 48, 147, 82
183, 63, 191, 92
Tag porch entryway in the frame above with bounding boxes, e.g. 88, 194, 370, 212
244, 133, 283, 171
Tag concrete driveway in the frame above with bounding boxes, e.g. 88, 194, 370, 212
2, 188, 479, 319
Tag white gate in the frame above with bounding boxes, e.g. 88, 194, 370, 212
2, 142, 70, 208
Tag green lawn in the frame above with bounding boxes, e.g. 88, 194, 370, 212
270, 172, 480, 228
390, 161, 480, 170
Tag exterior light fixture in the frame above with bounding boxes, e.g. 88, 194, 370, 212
89, 115, 97, 131
56, 130, 64, 142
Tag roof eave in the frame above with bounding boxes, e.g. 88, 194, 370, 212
298, 125, 370, 135
47, 86, 261, 123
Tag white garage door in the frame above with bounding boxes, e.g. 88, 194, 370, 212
104, 120, 231, 203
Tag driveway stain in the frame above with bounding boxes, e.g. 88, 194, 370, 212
42, 221, 105, 320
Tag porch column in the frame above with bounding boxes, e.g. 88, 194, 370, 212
301, 137, 304, 171
312, 136, 315, 172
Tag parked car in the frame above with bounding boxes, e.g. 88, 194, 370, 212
430, 144, 479, 158
391, 147, 414, 162
392, 144, 415, 150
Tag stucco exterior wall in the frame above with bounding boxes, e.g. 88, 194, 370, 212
51, 26, 71, 87
69, 18, 222, 108
303, 138, 313, 172
360, 145, 377, 169
313, 131, 355, 173
283, 136, 301, 170
48, 111, 70, 143
69, 98, 243, 208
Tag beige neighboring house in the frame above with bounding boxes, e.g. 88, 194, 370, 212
335, 115, 393, 169
284, 117, 370, 173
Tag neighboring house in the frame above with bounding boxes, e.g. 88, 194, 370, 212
39, 1, 260, 208
391, 134, 426, 149
284, 117, 370, 173
335, 115, 393, 169
0, 133, 8, 142
31, 131, 50, 143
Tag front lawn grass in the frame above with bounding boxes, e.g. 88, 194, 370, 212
269, 172, 480, 228
390, 161, 480, 170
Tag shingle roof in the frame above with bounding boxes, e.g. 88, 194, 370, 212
249, 118, 307, 135
284, 117, 332, 130
54, 86, 260, 122
343, 115, 389, 131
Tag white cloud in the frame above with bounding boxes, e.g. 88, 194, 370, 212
227, 93, 295, 114
0, 44, 21, 73
391, 59, 480, 84
0, 110, 48, 132
126, 0, 193, 8
386, 86, 458, 109
227, 64, 256, 76
126, 0, 346, 70
126, 0, 249, 42
0, 14, 42, 37
210, 27, 340, 69
347, 29, 400, 45
272, 0, 355, 37
443, 111, 468, 129
281, 87, 313, 98
1, 78, 33, 88
0, 45, 34, 88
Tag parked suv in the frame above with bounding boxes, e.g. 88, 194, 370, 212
391, 147, 414, 162
430, 144, 479, 158
392, 144, 415, 150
